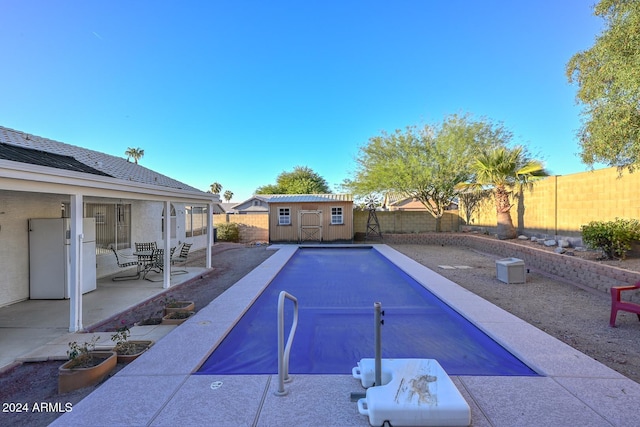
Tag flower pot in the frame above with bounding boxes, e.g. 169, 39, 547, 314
163, 301, 195, 316
58, 351, 117, 394
161, 311, 195, 325
115, 340, 154, 363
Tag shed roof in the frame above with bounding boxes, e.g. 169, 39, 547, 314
258, 194, 353, 203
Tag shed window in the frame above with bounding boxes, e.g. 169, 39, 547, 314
278, 208, 291, 225
331, 207, 343, 225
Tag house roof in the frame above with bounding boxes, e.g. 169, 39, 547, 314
0, 126, 203, 193
257, 194, 353, 203
0, 143, 112, 176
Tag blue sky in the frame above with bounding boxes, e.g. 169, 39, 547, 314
1, 1, 603, 202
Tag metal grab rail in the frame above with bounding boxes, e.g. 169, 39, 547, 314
275, 291, 299, 396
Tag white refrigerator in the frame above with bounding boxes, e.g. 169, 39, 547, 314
29, 218, 97, 299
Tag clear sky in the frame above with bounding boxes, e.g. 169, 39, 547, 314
1, 1, 604, 202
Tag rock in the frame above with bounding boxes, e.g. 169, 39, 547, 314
530, 237, 538, 242
544, 240, 557, 247
558, 240, 570, 248
518, 235, 529, 240
574, 246, 587, 252
554, 247, 566, 254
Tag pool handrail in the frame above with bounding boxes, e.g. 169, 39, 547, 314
275, 290, 298, 396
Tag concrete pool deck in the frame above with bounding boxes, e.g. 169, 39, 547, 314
51, 245, 640, 426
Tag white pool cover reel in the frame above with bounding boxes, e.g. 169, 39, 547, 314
353, 358, 471, 427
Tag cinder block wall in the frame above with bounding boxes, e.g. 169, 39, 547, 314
354, 210, 459, 234
469, 167, 640, 240
383, 233, 640, 300
213, 214, 269, 243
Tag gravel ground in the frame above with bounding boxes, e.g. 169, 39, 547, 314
390, 243, 640, 385
1, 241, 639, 427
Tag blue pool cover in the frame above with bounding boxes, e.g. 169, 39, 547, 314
196, 248, 538, 376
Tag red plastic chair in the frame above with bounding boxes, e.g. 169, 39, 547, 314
609, 282, 640, 327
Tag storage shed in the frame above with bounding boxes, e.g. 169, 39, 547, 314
266, 194, 353, 243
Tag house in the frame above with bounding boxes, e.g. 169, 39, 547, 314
227, 195, 270, 214
0, 126, 219, 331
382, 193, 458, 211
265, 194, 353, 243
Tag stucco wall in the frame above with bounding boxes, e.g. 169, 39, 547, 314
0, 191, 66, 306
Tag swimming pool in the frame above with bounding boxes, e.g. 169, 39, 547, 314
196, 247, 537, 376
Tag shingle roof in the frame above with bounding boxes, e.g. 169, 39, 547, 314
0, 143, 112, 176
0, 126, 204, 193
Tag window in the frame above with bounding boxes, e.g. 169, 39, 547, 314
186, 206, 208, 237
85, 203, 132, 252
278, 208, 291, 225
331, 207, 343, 225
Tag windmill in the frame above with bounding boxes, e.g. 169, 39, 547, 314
364, 195, 382, 241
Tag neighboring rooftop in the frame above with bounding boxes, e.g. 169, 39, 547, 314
0, 126, 204, 193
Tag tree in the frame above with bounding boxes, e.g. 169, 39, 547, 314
124, 147, 144, 164
470, 146, 548, 239
209, 182, 222, 194
223, 190, 234, 202
256, 166, 331, 194
566, 0, 640, 171
343, 114, 510, 231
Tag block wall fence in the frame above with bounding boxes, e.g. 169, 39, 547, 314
468, 166, 640, 239
213, 214, 269, 243
382, 233, 640, 300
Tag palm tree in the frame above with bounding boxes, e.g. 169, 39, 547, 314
223, 190, 234, 202
124, 147, 144, 164
471, 146, 549, 239
209, 182, 222, 194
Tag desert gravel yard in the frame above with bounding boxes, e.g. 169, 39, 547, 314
390, 243, 640, 385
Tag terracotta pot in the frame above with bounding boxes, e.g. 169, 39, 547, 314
161, 311, 195, 325
58, 351, 117, 394
163, 301, 195, 316
115, 340, 154, 363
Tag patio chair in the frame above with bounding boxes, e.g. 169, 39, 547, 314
111, 248, 140, 281
142, 247, 176, 281
609, 281, 640, 327
135, 242, 157, 270
171, 243, 192, 274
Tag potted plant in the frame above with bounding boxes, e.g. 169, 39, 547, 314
58, 336, 117, 394
110, 326, 154, 363
162, 296, 195, 315
161, 310, 195, 325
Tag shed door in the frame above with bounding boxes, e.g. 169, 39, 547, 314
298, 210, 322, 243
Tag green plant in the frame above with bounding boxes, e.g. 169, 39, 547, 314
216, 223, 240, 242
67, 336, 100, 368
110, 326, 135, 355
581, 218, 640, 259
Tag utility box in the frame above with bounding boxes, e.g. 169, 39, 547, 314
496, 257, 525, 284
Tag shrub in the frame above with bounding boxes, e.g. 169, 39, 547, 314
581, 218, 640, 259
216, 223, 240, 242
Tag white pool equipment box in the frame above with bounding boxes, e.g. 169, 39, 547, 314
495, 257, 526, 284
353, 358, 470, 426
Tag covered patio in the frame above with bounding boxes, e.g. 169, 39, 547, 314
0, 263, 209, 372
